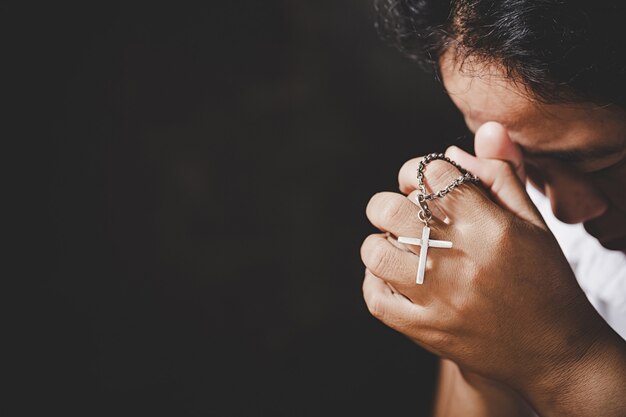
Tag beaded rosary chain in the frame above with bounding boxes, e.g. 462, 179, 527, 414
415, 153, 480, 224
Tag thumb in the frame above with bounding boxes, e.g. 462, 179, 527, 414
474, 121, 526, 182
445, 145, 544, 228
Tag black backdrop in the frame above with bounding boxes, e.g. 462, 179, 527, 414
17, 2, 473, 416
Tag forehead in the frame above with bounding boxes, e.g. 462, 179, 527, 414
438, 51, 626, 155
439, 56, 530, 129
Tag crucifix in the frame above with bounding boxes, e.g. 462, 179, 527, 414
398, 226, 452, 284
397, 153, 479, 285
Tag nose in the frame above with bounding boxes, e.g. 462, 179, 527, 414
538, 165, 609, 224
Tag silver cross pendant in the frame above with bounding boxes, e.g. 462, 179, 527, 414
398, 226, 452, 284
396, 153, 478, 284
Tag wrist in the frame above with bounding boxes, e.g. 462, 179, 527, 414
523, 329, 626, 417
435, 362, 534, 417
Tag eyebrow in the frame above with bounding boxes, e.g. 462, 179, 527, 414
520, 145, 623, 163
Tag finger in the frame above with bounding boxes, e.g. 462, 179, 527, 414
398, 159, 447, 219
361, 233, 463, 305
366, 192, 448, 238
360, 234, 419, 288
445, 146, 544, 228
406, 189, 452, 223
399, 156, 485, 202
400, 157, 469, 221
409, 157, 488, 224
362, 269, 427, 330
474, 121, 526, 182
398, 157, 422, 195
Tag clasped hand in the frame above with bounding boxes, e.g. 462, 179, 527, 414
360, 122, 608, 404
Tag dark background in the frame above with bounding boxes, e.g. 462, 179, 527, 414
15, 2, 472, 416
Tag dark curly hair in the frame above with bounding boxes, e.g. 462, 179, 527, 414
375, 0, 626, 107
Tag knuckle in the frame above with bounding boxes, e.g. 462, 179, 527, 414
494, 159, 515, 179
399, 157, 421, 182
423, 160, 460, 191
426, 330, 452, 350
365, 292, 387, 321
407, 189, 421, 202
369, 239, 394, 276
489, 160, 520, 193
493, 216, 515, 244
379, 194, 406, 225
449, 287, 477, 317
366, 192, 382, 216
367, 192, 401, 223
490, 158, 508, 171
398, 159, 411, 179
479, 218, 517, 272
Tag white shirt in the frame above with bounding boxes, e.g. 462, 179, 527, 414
528, 186, 626, 340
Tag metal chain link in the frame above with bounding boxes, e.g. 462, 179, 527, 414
415, 153, 480, 224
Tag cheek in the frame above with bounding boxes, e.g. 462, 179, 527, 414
525, 163, 546, 193
583, 168, 626, 251
589, 164, 626, 215
526, 161, 608, 224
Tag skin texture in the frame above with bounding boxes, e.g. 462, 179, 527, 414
433, 359, 534, 417
361, 51, 626, 416
441, 53, 626, 252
